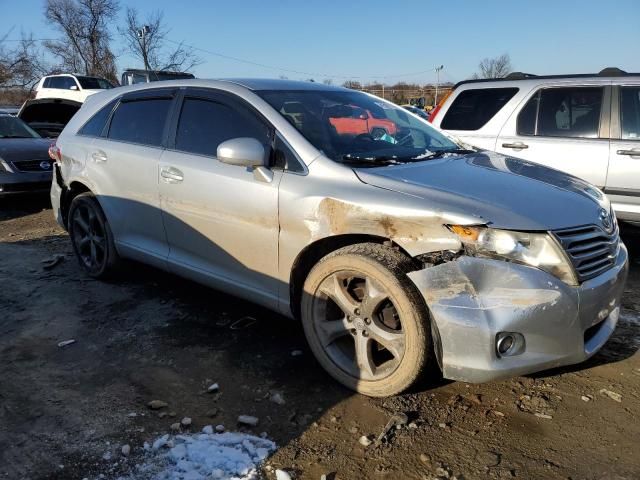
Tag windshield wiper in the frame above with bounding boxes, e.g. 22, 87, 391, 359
1, 135, 31, 139
341, 154, 403, 165
415, 148, 476, 160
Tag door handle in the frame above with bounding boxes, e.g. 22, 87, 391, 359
160, 166, 184, 183
91, 151, 107, 163
502, 142, 529, 150
616, 149, 640, 157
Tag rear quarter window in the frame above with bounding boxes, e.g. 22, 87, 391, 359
78, 99, 118, 137
440, 87, 519, 131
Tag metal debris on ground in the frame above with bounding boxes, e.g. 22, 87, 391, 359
207, 382, 220, 393
41, 254, 64, 270
230, 316, 257, 330
374, 412, 408, 445
57, 339, 76, 348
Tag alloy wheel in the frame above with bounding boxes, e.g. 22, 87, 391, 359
71, 204, 106, 272
313, 271, 406, 381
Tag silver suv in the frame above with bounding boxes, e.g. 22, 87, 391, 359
50, 79, 628, 396
430, 68, 640, 225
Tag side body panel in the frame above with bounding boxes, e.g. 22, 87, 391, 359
88, 136, 169, 265
494, 82, 611, 187
159, 148, 283, 309
606, 83, 640, 222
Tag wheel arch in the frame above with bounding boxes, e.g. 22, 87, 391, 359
60, 180, 95, 228
288, 233, 415, 320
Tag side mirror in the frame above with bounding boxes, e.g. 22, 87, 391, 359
70, 85, 78, 91
217, 137, 265, 167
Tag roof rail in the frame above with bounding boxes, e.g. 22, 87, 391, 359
505, 72, 537, 79
453, 67, 638, 90
598, 67, 627, 76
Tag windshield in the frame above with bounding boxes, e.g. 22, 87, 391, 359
76, 76, 114, 89
257, 89, 462, 164
0, 115, 41, 139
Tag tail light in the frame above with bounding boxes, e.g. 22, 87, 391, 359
49, 142, 61, 163
428, 90, 453, 123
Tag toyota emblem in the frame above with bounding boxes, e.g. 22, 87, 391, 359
599, 208, 612, 232
40, 161, 51, 170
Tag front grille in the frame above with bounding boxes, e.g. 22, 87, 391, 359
11, 159, 53, 172
552, 222, 619, 282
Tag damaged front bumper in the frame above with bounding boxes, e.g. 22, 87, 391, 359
408, 245, 629, 383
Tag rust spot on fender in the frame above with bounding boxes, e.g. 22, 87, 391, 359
313, 198, 461, 256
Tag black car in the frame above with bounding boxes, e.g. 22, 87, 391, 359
402, 104, 430, 120
0, 114, 54, 195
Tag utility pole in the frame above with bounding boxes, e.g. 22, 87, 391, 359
137, 25, 151, 72
434, 65, 444, 106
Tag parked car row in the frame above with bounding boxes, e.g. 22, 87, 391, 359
48, 78, 628, 396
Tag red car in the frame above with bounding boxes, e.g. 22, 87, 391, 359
328, 105, 397, 137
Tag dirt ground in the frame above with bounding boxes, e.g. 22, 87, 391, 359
1, 194, 639, 480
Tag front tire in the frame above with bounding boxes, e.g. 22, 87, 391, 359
301, 243, 436, 397
68, 193, 120, 278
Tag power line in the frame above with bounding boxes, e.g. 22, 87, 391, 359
164, 38, 441, 80
4, 36, 446, 81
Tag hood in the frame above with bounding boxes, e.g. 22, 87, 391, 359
0, 138, 51, 162
354, 151, 609, 231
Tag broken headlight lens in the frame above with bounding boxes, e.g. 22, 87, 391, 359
449, 225, 578, 286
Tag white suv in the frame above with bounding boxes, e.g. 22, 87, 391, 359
430, 69, 640, 224
35, 74, 115, 103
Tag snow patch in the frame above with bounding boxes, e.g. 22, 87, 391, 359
116, 431, 276, 480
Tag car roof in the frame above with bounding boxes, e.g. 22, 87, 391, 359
94, 78, 351, 96
222, 78, 348, 92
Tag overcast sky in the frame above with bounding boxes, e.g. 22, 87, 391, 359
3, 0, 639, 84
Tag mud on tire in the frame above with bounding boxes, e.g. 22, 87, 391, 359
301, 242, 437, 397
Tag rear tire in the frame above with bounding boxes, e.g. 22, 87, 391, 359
68, 193, 120, 279
301, 243, 436, 397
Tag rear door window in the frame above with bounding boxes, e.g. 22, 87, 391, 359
620, 87, 640, 140
108, 97, 172, 146
175, 95, 270, 157
518, 87, 603, 138
441, 87, 518, 130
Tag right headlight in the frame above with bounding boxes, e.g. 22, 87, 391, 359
449, 225, 578, 286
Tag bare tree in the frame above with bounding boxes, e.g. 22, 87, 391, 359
342, 80, 362, 90
322, 78, 333, 85
121, 8, 200, 72
472, 53, 512, 79
44, 0, 119, 83
0, 31, 48, 90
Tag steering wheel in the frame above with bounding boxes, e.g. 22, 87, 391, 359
354, 133, 376, 142
395, 127, 423, 146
